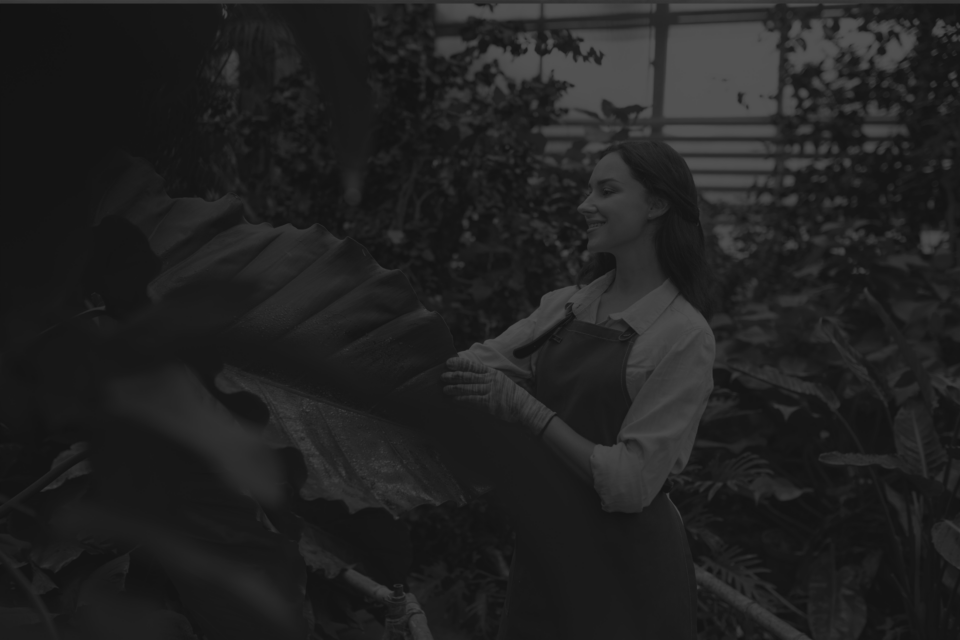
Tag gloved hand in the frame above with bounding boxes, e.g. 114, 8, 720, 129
440, 357, 556, 437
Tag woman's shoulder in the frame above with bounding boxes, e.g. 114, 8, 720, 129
535, 283, 581, 312
660, 292, 715, 345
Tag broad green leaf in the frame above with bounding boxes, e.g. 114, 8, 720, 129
892, 400, 947, 478
807, 545, 867, 640
41, 442, 92, 492
932, 514, 960, 570
726, 361, 840, 411
216, 365, 479, 515
31, 565, 58, 595
91, 151, 467, 515
818, 452, 907, 472
816, 318, 891, 406
747, 475, 811, 504
30, 539, 85, 573
75, 553, 130, 609
862, 289, 937, 413
931, 373, 960, 406
733, 326, 777, 345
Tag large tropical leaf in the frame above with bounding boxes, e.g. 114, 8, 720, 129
816, 318, 892, 407
807, 545, 867, 640
89, 150, 470, 515
818, 452, 908, 472
216, 365, 476, 515
89, 151, 658, 639
932, 514, 960, 570
725, 361, 840, 411
892, 400, 948, 478
862, 288, 938, 412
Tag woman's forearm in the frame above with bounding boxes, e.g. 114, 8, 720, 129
539, 415, 596, 485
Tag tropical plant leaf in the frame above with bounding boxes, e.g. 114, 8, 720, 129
88, 151, 470, 515
807, 545, 867, 640
818, 452, 908, 472
816, 317, 892, 406
892, 400, 947, 478
931, 373, 960, 406
699, 544, 777, 609
862, 288, 938, 413
933, 514, 960, 570
747, 474, 811, 504
75, 553, 130, 609
216, 365, 479, 515
726, 361, 840, 411
41, 442, 92, 492
691, 452, 772, 500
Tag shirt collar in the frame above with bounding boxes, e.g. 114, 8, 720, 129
568, 271, 680, 338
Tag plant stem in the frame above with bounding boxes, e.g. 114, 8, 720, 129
831, 410, 916, 630
940, 409, 960, 519
0, 547, 60, 640
941, 568, 959, 640
694, 565, 811, 640
0, 449, 91, 520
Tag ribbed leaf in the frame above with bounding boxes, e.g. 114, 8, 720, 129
892, 400, 948, 478
932, 514, 960, 570
816, 317, 892, 406
216, 365, 478, 515
726, 361, 840, 411
91, 151, 467, 514
862, 288, 938, 412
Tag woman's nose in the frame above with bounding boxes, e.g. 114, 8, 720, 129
577, 197, 595, 215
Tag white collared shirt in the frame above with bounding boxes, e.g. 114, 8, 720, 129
460, 271, 716, 513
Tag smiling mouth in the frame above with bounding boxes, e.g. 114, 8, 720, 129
586, 221, 606, 231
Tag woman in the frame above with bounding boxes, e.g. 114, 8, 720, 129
440, 140, 716, 639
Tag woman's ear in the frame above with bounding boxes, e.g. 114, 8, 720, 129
647, 196, 670, 220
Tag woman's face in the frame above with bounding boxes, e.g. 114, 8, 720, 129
578, 152, 667, 255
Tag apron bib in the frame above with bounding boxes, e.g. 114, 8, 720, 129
497, 310, 698, 640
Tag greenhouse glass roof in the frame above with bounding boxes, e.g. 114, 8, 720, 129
433, 3, 907, 203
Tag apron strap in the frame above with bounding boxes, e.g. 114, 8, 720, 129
512, 305, 576, 360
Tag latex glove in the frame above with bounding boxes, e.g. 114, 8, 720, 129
441, 357, 556, 437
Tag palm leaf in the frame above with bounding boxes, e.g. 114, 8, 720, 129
892, 399, 947, 478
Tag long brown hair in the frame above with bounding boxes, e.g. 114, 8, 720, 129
576, 140, 716, 320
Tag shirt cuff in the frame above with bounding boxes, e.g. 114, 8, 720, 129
589, 443, 647, 514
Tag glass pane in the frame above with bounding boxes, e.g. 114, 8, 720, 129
669, 3, 776, 12
664, 23, 780, 117
434, 3, 541, 24
544, 4, 654, 19
543, 28, 654, 119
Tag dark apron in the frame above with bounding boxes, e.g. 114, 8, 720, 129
497, 309, 698, 640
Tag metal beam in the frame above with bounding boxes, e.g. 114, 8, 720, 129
434, 5, 849, 37
650, 4, 670, 139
